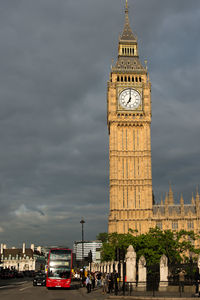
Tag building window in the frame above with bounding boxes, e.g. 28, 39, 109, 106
156, 222, 162, 230
187, 221, 194, 230
172, 222, 178, 230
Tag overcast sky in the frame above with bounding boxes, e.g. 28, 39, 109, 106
0, 0, 200, 248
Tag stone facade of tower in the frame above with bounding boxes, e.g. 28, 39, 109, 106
107, 3, 153, 234
107, 2, 200, 247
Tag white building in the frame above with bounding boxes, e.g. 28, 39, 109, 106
0, 243, 46, 271
73, 240, 102, 262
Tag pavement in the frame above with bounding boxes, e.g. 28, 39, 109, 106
79, 287, 198, 300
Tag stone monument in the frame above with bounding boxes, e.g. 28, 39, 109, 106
159, 254, 168, 291
125, 245, 136, 286
138, 255, 146, 290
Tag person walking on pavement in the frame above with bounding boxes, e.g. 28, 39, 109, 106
96, 272, 101, 287
108, 273, 114, 293
91, 273, 95, 290
86, 273, 92, 293
101, 273, 107, 295
179, 269, 186, 293
113, 270, 119, 295
194, 268, 200, 296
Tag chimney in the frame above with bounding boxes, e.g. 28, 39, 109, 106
1, 243, 3, 254
31, 244, 34, 252
22, 243, 26, 254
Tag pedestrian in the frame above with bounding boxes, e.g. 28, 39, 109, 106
113, 270, 119, 295
101, 273, 107, 295
108, 273, 114, 293
86, 273, 92, 293
91, 273, 95, 289
194, 268, 200, 296
179, 269, 185, 293
81, 271, 86, 287
96, 272, 101, 287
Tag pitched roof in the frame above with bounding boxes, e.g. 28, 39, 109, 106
0, 248, 33, 259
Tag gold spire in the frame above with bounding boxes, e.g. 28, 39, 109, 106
168, 183, 174, 205
160, 194, 164, 205
196, 185, 199, 202
165, 192, 168, 205
180, 193, 184, 205
191, 192, 195, 205
120, 0, 136, 41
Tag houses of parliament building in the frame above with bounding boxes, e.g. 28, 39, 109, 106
107, 1, 200, 243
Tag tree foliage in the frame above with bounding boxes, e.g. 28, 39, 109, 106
98, 228, 200, 266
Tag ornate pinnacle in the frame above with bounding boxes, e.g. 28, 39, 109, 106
125, 0, 128, 10
125, 0, 129, 25
120, 0, 136, 41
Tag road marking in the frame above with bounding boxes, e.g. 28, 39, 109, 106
19, 286, 31, 291
0, 286, 11, 289
15, 281, 28, 285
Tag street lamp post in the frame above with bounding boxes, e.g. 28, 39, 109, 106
80, 218, 85, 269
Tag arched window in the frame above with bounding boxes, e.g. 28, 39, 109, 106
121, 76, 123, 82
139, 77, 142, 82
132, 76, 134, 82
122, 48, 124, 55
125, 76, 127, 82
132, 48, 134, 55
127, 48, 129, 55
117, 76, 120, 82
136, 77, 138, 82
128, 76, 130, 82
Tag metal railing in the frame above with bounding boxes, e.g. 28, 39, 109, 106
108, 280, 199, 297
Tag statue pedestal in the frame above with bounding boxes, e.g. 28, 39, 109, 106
159, 281, 168, 291
137, 282, 146, 291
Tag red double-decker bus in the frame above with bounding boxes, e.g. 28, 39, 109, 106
46, 248, 72, 288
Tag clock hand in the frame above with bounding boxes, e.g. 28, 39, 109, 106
127, 89, 132, 104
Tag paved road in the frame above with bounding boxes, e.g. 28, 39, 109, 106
0, 280, 109, 300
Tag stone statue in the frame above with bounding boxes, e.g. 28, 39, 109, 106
125, 245, 136, 285
138, 255, 146, 290
159, 254, 168, 291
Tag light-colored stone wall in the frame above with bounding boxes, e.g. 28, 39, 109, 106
107, 8, 200, 242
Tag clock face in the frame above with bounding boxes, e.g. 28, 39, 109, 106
119, 88, 141, 110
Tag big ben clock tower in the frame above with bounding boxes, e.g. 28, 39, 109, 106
107, 1, 153, 234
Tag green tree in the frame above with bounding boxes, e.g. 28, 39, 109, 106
98, 228, 200, 266
96, 232, 108, 243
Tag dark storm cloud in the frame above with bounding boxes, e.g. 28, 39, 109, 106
0, 0, 200, 247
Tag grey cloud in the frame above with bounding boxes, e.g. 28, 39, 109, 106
0, 0, 199, 247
